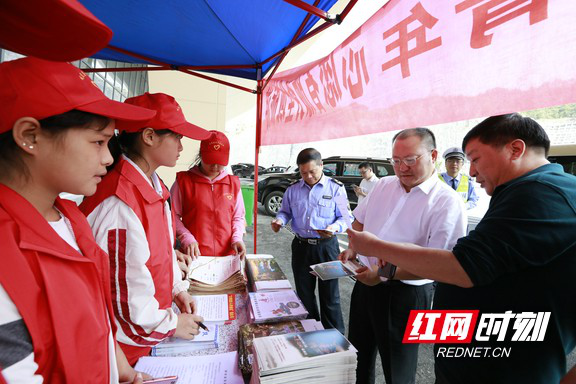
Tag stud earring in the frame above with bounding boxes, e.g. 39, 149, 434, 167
22, 142, 27, 146
29, 145, 34, 149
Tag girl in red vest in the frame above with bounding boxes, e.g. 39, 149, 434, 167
80, 92, 208, 366
0, 58, 155, 383
171, 130, 246, 258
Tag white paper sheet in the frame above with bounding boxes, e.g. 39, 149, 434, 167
192, 294, 234, 323
135, 351, 243, 384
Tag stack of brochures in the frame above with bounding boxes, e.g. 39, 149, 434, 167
192, 294, 237, 325
309, 259, 365, 280
250, 329, 358, 384
151, 325, 219, 356
245, 254, 292, 292
238, 319, 324, 376
248, 290, 308, 324
187, 255, 246, 294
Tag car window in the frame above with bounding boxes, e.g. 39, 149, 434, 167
343, 162, 361, 176
549, 156, 576, 176
324, 162, 337, 175
375, 164, 391, 177
323, 168, 336, 176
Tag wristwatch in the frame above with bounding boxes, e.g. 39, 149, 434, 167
378, 263, 397, 279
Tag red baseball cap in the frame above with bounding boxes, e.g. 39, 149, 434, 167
117, 93, 211, 140
201, 130, 230, 166
0, 0, 112, 61
0, 57, 156, 134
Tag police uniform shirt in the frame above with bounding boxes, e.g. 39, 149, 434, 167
275, 174, 352, 238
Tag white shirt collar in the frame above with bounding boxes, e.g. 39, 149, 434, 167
397, 171, 440, 195
122, 154, 163, 195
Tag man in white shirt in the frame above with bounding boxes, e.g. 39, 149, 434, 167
353, 162, 379, 204
341, 128, 466, 384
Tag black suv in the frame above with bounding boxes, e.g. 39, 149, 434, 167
257, 156, 394, 216
231, 163, 265, 178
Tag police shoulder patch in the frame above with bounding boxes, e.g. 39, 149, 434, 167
330, 178, 344, 186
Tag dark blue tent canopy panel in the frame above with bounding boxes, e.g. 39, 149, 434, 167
80, 0, 339, 80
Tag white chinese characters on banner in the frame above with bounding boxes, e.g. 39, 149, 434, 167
262, 0, 572, 146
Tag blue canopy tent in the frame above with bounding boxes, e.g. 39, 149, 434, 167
77, 0, 358, 250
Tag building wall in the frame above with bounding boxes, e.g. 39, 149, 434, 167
148, 70, 228, 187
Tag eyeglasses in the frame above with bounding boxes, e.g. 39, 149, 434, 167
391, 152, 428, 167
446, 158, 464, 164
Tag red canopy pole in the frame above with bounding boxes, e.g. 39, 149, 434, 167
179, 68, 256, 94
83, 66, 170, 73
282, 0, 338, 23
254, 70, 263, 254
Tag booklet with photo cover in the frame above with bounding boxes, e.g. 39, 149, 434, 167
251, 329, 357, 383
237, 319, 323, 376
248, 291, 308, 324
245, 254, 292, 292
309, 259, 365, 281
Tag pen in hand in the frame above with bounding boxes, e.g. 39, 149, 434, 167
197, 321, 209, 332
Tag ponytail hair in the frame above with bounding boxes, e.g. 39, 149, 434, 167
107, 128, 174, 172
188, 151, 202, 170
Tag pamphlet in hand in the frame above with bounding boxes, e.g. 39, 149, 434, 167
309, 259, 365, 281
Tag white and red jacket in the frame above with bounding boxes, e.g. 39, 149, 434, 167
0, 184, 117, 383
80, 156, 189, 365
171, 166, 245, 256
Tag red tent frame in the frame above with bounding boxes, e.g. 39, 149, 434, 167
83, 0, 359, 252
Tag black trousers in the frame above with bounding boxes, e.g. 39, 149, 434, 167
291, 236, 345, 334
348, 281, 434, 384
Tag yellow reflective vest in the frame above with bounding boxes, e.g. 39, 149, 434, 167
439, 173, 470, 202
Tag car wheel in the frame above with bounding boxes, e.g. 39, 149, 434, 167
264, 191, 284, 216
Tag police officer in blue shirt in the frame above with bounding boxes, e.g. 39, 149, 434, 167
439, 147, 480, 210
271, 148, 351, 334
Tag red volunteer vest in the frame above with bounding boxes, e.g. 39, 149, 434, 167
176, 169, 240, 256
0, 185, 115, 383
80, 158, 175, 364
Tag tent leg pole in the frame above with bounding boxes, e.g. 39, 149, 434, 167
254, 79, 263, 254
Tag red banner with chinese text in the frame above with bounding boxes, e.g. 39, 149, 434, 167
262, 0, 575, 145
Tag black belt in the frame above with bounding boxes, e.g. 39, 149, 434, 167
294, 235, 334, 245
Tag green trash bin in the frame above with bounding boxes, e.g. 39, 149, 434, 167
241, 184, 254, 227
